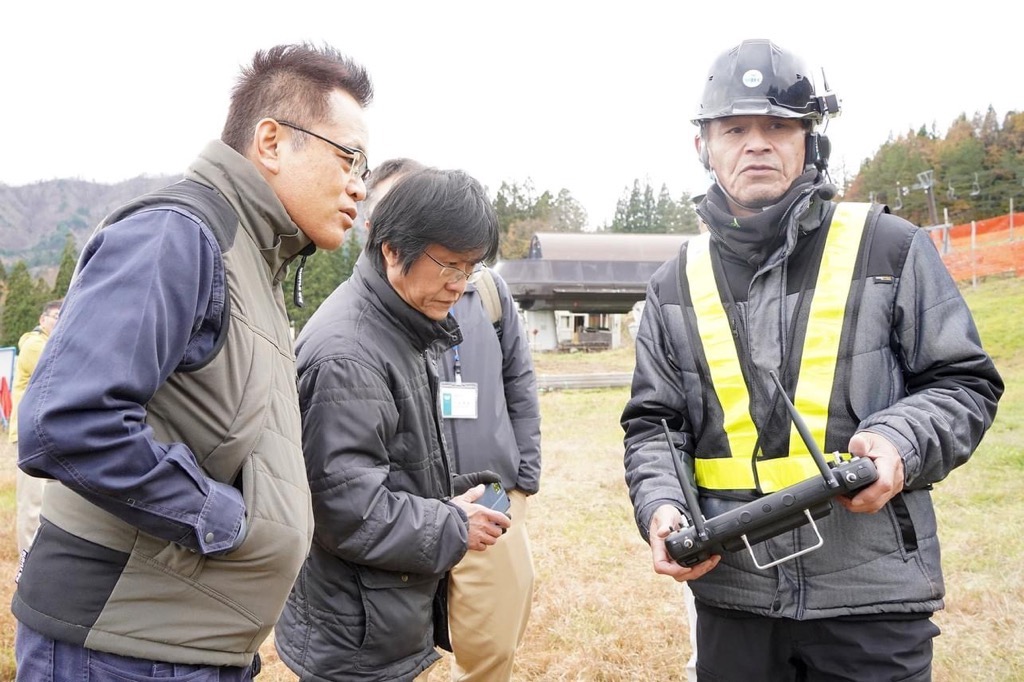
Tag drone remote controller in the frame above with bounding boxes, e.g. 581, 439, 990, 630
663, 371, 879, 569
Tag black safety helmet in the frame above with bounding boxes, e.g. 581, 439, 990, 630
692, 39, 839, 124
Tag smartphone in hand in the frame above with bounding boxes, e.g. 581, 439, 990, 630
477, 481, 512, 516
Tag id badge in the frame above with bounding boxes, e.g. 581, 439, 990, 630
440, 382, 478, 419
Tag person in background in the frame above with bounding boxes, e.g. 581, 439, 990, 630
275, 167, 511, 682
622, 38, 1002, 679
363, 158, 541, 681
8, 298, 62, 558
12, 43, 372, 681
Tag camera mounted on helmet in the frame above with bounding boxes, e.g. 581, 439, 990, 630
694, 39, 840, 173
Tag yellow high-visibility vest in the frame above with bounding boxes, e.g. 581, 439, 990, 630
685, 203, 872, 492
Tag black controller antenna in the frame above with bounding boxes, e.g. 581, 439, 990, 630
767, 370, 839, 489
661, 418, 709, 542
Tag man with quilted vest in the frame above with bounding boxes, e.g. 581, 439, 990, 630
12, 44, 372, 680
622, 38, 1002, 679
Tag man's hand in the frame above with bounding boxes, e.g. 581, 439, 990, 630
838, 431, 905, 513
649, 504, 719, 582
450, 484, 511, 551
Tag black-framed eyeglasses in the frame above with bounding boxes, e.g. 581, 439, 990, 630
423, 250, 484, 284
277, 120, 371, 181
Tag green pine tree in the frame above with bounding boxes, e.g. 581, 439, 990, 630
611, 179, 693, 233
2, 262, 45, 347
53, 234, 79, 298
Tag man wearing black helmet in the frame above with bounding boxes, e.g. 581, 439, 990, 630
622, 39, 1002, 679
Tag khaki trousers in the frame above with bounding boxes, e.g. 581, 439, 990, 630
16, 467, 44, 556
448, 489, 534, 681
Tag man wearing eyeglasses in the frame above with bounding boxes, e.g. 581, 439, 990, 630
12, 44, 371, 681
357, 157, 540, 681
275, 168, 511, 682
8, 299, 61, 559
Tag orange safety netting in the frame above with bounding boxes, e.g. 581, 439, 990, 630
930, 213, 1024, 283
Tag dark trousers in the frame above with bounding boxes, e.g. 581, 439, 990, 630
15, 622, 259, 681
695, 603, 939, 681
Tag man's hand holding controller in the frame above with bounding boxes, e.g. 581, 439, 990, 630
649, 504, 720, 582
839, 431, 905, 513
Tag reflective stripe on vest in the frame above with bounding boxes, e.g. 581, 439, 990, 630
687, 202, 872, 492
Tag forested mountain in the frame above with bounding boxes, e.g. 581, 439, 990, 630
0, 175, 180, 268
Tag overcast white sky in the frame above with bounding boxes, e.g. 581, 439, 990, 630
2, 2, 1018, 229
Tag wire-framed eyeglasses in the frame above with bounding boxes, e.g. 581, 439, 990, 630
423, 251, 484, 284
277, 120, 371, 181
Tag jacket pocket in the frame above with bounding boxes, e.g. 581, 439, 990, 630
889, 494, 919, 554
848, 345, 902, 420
356, 566, 438, 670
134, 533, 205, 579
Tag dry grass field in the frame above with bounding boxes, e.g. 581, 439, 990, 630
0, 277, 1021, 680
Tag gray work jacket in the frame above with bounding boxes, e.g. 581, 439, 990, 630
623, 193, 1002, 620
441, 268, 541, 495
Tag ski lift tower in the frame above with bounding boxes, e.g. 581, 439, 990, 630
913, 170, 939, 227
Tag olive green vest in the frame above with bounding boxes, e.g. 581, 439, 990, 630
40, 144, 314, 666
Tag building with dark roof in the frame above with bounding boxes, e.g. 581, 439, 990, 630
494, 232, 693, 350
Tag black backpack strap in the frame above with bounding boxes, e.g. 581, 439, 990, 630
138, 180, 239, 253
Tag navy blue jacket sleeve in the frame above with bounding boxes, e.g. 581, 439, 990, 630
16, 207, 245, 555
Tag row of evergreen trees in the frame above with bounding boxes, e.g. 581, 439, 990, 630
490, 178, 700, 260
608, 180, 699, 235
1, 236, 77, 347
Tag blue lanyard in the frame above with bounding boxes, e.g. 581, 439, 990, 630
452, 344, 463, 384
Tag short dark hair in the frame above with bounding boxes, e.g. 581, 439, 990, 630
221, 43, 373, 154
362, 157, 427, 220
366, 169, 499, 273
41, 299, 62, 316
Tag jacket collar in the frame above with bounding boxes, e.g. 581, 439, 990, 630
696, 170, 828, 268
353, 253, 463, 352
186, 140, 312, 283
